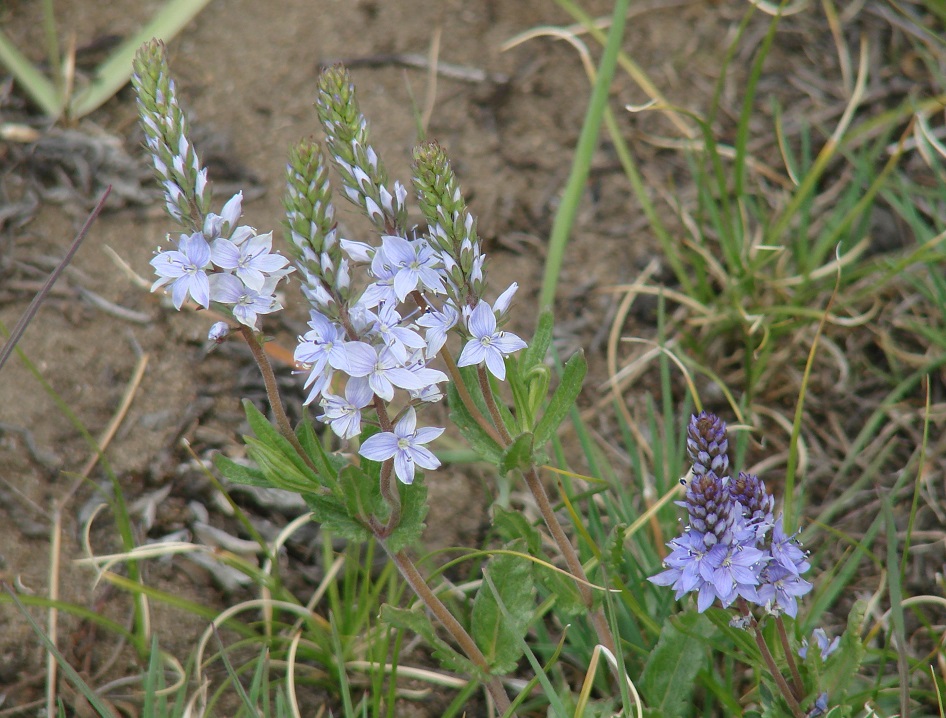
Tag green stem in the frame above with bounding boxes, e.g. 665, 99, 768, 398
475, 359, 617, 654
385, 547, 512, 715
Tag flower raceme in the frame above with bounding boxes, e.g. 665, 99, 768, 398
136, 41, 530, 488
649, 412, 813, 617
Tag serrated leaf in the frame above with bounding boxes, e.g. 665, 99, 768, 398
214, 454, 272, 489
534, 349, 586, 447
385, 478, 429, 553
471, 542, 535, 674
640, 612, 714, 717
380, 604, 480, 677
499, 432, 534, 475
303, 492, 372, 544
447, 378, 503, 466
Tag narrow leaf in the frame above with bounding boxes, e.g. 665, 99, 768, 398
213, 453, 272, 489
534, 349, 587, 447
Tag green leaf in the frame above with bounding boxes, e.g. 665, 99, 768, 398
381, 604, 480, 677
534, 349, 586, 447
640, 612, 715, 717
538, 566, 585, 618
241, 399, 324, 491
296, 415, 345, 483
303, 492, 372, 544
245, 436, 322, 495
447, 378, 503, 466
213, 453, 272, 489
338, 464, 383, 520
822, 599, 867, 700
385, 478, 429, 553
499, 432, 534, 475
470, 543, 535, 675
521, 310, 554, 371
0, 31, 62, 116
69, 0, 214, 118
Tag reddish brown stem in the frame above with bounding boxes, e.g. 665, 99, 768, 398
386, 546, 511, 715
776, 615, 805, 700
738, 600, 805, 718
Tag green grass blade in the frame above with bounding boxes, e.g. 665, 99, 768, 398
538, 0, 630, 311
68, 0, 213, 118
0, 30, 61, 115
6, 586, 116, 717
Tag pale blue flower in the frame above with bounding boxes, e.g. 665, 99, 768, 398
799, 628, 840, 661
211, 231, 290, 291
416, 301, 459, 356
770, 516, 811, 576
457, 301, 527, 380
203, 191, 243, 240
294, 311, 376, 404
151, 231, 212, 309
346, 347, 446, 403
318, 381, 373, 439
208, 273, 281, 328
361, 249, 398, 308
379, 235, 445, 301
207, 321, 230, 343
368, 303, 426, 362
706, 543, 766, 608
757, 564, 813, 618
358, 407, 444, 484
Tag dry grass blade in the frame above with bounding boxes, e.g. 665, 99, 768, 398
0, 186, 111, 374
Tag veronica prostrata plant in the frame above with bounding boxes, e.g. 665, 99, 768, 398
132, 39, 619, 714
649, 412, 866, 717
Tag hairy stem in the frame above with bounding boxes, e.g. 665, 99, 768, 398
477, 365, 513, 444
379, 457, 401, 536
739, 600, 805, 718
385, 547, 511, 715
240, 325, 317, 474
474, 360, 616, 655
776, 615, 804, 700
522, 465, 616, 655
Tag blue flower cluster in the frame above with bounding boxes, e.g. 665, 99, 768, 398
150, 192, 293, 327
280, 73, 527, 486
290, 195, 525, 486
649, 412, 813, 616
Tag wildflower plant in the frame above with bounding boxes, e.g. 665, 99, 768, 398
648, 412, 863, 718
132, 39, 612, 713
